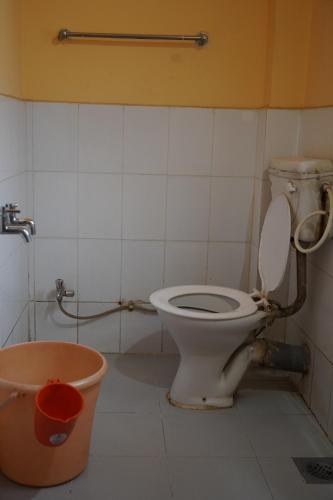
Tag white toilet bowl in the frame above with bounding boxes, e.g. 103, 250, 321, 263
150, 195, 292, 409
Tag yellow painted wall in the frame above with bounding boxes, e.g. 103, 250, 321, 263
2, 0, 332, 108
0, 0, 22, 97
20, 0, 271, 107
268, 0, 312, 108
305, 0, 333, 107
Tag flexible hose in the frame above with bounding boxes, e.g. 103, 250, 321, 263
0, 391, 19, 411
57, 299, 157, 321
293, 184, 333, 254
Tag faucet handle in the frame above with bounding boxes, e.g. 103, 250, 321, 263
5, 203, 20, 213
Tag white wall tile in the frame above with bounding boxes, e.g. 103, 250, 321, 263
310, 348, 333, 431
212, 110, 258, 177
166, 176, 210, 241
209, 177, 254, 242
0, 98, 27, 181
79, 104, 123, 173
25, 102, 33, 172
255, 110, 267, 182
123, 174, 166, 239
3, 306, 29, 347
78, 239, 121, 301
122, 240, 164, 300
78, 174, 122, 238
310, 237, 333, 279
0, 97, 30, 347
0, 97, 16, 180
29, 302, 35, 341
299, 108, 333, 158
249, 244, 259, 291
35, 301, 77, 342
285, 319, 314, 406
0, 230, 22, 271
294, 264, 333, 364
207, 242, 250, 290
168, 108, 213, 175
252, 179, 271, 247
0, 172, 26, 211
261, 110, 300, 178
327, 381, 333, 442
33, 103, 78, 171
11, 306, 29, 344
34, 238, 77, 301
124, 106, 168, 174
10, 100, 23, 174
0, 244, 29, 346
34, 172, 77, 237
120, 311, 162, 353
164, 241, 207, 287
78, 303, 120, 352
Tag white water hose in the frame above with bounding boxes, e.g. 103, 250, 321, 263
294, 184, 333, 254
0, 391, 20, 411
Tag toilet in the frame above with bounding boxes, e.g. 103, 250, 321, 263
150, 194, 291, 409
150, 158, 333, 409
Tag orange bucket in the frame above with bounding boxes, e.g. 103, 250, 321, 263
35, 380, 84, 447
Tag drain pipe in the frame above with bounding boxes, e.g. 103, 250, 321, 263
222, 332, 310, 398
248, 248, 309, 374
271, 247, 307, 318
251, 338, 310, 374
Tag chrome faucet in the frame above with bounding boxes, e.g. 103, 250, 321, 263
6, 203, 36, 235
55, 279, 75, 302
1, 203, 36, 242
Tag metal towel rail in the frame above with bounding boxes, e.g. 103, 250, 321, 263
58, 28, 208, 46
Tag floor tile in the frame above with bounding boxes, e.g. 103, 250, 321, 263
97, 355, 160, 414
91, 413, 165, 457
70, 456, 172, 500
0, 473, 72, 499
240, 414, 333, 457
259, 457, 333, 500
154, 353, 180, 388
163, 413, 254, 457
235, 389, 310, 415
104, 354, 160, 385
168, 457, 272, 500
3, 354, 333, 499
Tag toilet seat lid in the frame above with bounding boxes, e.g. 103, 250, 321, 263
258, 194, 291, 295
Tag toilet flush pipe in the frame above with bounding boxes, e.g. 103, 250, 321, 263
271, 248, 307, 319
293, 183, 333, 254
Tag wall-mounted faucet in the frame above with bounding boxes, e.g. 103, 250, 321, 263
0, 203, 36, 242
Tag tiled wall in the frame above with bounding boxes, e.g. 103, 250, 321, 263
285, 107, 333, 439
3, 95, 333, 444
30, 103, 263, 353
249, 109, 300, 341
0, 100, 304, 356
0, 96, 31, 347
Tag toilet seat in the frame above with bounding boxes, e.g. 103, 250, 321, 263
150, 194, 291, 323
150, 285, 258, 321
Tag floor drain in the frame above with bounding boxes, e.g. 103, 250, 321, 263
293, 457, 333, 484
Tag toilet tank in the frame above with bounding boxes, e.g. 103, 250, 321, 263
269, 157, 333, 242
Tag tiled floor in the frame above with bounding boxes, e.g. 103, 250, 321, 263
2, 354, 333, 499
